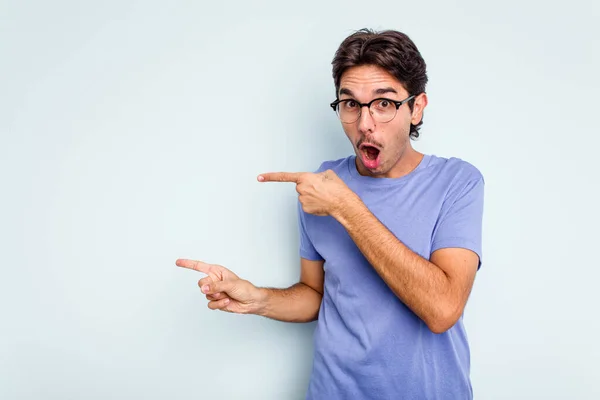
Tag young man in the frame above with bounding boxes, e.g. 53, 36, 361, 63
177, 28, 484, 399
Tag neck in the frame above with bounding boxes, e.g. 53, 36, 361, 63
387, 146, 424, 178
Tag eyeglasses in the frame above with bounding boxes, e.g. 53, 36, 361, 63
330, 94, 416, 124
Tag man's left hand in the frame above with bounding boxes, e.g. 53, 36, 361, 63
258, 169, 355, 216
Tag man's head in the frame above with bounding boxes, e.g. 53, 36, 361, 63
331, 29, 428, 177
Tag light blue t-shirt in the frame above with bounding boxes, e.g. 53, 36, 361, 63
299, 153, 485, 400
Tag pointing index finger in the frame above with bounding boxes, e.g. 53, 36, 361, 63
257, 172, 304, 183
175, 259, 211, 274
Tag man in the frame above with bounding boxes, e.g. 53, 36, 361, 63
177, 28, 484, 399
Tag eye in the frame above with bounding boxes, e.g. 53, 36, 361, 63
343, 100, 358, 109
374, 99, 392, 109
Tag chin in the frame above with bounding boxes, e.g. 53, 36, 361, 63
357, 154, 387, 175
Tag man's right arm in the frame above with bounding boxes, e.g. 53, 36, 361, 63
255, 258, 324, 323
176, 257, 324, 322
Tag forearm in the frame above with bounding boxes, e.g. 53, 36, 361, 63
254, 282, 322, 323
334, 196, 454, 331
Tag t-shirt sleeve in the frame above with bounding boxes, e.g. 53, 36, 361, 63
297, 200, 324, 261
431, 175, 485, 268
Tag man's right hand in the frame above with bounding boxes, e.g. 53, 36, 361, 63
176, 259, 264, 314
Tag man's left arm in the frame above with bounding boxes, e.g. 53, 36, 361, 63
333, 178, 484, 334
257, 169, 484, 333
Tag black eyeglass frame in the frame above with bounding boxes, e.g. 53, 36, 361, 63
329, 94, 417, 122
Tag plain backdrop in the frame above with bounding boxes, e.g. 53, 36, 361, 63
1, 0, 599, 399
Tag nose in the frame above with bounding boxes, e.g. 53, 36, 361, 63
357, 105, 375, 134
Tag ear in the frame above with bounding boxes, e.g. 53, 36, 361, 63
410, 93, 428, 125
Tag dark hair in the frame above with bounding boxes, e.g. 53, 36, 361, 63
331, 28, 428, 139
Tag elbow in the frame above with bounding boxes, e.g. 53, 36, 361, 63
425, 306, 463, 334
426, 319, 455, 334
305, 300, 321, 322
306, 287, 323, 323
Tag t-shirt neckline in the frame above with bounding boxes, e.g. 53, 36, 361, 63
346, 153, 432, 186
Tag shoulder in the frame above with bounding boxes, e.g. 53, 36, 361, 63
426, 154, 484, 185
422, 155, 485, 204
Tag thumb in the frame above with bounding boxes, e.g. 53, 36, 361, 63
203, 279, 236, 295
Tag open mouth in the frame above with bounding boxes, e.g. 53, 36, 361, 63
359, 144, 381, 169
361, 144, 380, 160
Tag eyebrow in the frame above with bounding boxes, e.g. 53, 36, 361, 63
339, 88, 355, 97
374, 87, 398, 95
339, 87, 398, 97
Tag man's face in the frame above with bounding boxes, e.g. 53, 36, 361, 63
337, 64, 426, 178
